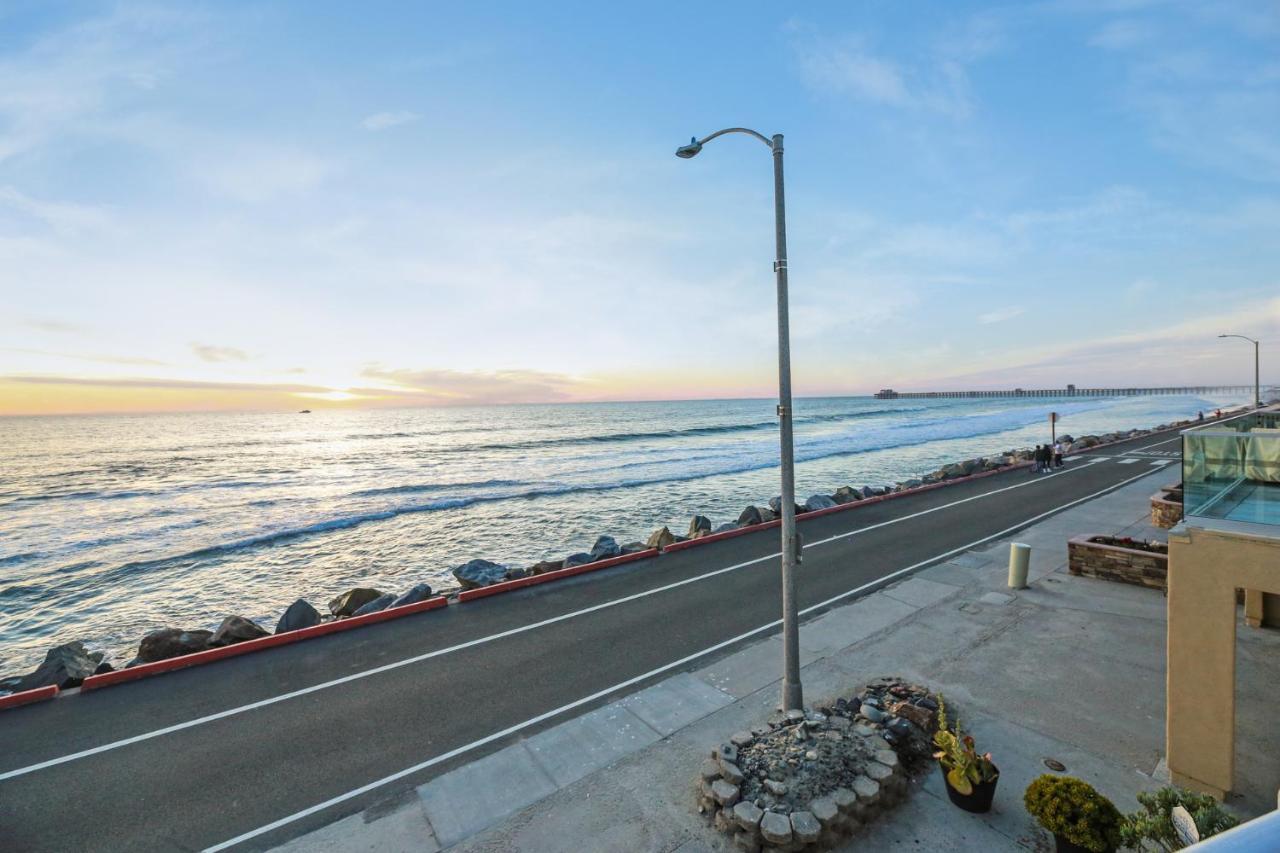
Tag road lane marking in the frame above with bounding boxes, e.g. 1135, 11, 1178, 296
0, 459, 1108, 784
202, 462, 1168, 852
1118, 458, 1141, 464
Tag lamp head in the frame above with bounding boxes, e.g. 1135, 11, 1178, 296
675, 137, 702, 159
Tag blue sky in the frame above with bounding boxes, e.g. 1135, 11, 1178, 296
1, 0, 1277, 413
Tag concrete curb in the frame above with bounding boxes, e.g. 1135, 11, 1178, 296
0, 684, 58, 711
456, 549, 660, 602
81, 596, 449, 691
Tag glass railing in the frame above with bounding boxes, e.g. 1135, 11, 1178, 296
1183, 414, 1280, 527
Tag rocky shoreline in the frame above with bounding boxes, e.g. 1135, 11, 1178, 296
0, 415, 1209, 697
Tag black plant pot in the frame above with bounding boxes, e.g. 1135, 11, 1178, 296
939, 763, 999, 813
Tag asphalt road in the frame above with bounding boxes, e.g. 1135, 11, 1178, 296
0, 429, 1185, 852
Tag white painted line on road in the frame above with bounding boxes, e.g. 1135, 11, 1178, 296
1150, 460, 1171, 467
201, 461, 1168, 853
1118, 458, 1141, 464
0, 458, 1105, 786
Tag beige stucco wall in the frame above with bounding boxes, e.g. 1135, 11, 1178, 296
1167, 523, 1280, 798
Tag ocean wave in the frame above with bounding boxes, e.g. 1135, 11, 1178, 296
351, 478, 531, 498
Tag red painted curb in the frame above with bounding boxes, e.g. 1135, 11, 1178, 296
0, 684, 58, 711
457, 549, 660, 602
81, 596, 448, 691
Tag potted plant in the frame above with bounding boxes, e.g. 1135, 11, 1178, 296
932, 696, 999, 813
1024, 774, 1123, 853
1120, 786, 1239, 850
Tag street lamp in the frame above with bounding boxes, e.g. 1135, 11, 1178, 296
1218, 334, 1260, 409
676, 127, 803, 712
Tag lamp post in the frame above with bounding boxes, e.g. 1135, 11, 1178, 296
1218, 334, 1260, 409
676, 127, 803, 712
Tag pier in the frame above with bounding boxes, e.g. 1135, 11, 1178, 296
873, 384, 1265, 400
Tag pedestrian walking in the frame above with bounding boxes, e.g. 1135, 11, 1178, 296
1053, 441, 1063, 468
1030, 445, 1042, 474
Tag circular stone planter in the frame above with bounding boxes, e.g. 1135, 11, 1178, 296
939, 764, 999, 813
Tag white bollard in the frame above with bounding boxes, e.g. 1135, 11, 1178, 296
1008, 543, 1030, 589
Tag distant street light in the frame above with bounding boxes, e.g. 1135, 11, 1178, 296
676, 127, 803, 712
1218, 334, 1260, 409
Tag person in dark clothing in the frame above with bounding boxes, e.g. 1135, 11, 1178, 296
1032, 444, 1045, 474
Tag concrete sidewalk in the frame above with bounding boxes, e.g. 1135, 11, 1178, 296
274, 464, 1279, 852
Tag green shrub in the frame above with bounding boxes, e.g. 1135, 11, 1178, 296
1119, 786, 1239, 851
1024, 775, 1123, 853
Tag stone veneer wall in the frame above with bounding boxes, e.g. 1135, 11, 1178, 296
1150, 484, 1183, 529
1068, 535, 1168, 590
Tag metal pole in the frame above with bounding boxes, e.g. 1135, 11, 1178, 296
771, 133, 803, 712
1255, 340, 1260, 409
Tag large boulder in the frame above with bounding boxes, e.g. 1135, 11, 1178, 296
329, 587, 386, 617
563, 552, 594, 568
737, 505, 764, 526
390, 582, 434, 608
805, 494, 837, 511
209, 615, 270, 647
687, 515, 713, 539
16, 641, 104, 691
769, 496, 805, 517
529, 559, 564, 575
352, 593, 396, 617
620, 541, 648, 554
646, 526, 676, 549
713, 523, 738, 534
275, 598, 322, 633
589, 535, 622, 561
832, 486, 861, 504
451, 559, 509, 590
137, 628, 213, 664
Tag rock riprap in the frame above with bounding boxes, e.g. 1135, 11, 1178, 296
328, 587, 385, 617
275, 598, 322, 633
15, 641, 106, 691
136, 628, 213, 664
698, 677, 939, 850
209, 615, 270, 646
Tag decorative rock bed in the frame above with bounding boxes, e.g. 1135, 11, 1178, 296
697, 677, 939, 851
1150, 483, 1183, 529
1068, 534, 1169, 590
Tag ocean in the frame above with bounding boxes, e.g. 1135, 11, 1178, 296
0, 393, 1244, 674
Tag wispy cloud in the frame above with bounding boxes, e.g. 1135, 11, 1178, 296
360, 110, 419, 131
361, 366, 588, 405
5, 375, 328, 393
1088, 19, 1155, 50
191, 343, 249, 362
978, 307, 1025, 325
791, 26, 978, 119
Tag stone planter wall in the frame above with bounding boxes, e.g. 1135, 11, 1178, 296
1150, 483, 1183, 529
1068, 535, 1169, 590
698, 679, 937, 852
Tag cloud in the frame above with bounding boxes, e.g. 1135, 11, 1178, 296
978, 307, 1025, 325
196, 146, 333, 203
5, 375, 329, 393
360, 110, 419, 131
0, 186, 114, 235
361, 366, 588, 405
22, 318, 84, 333
191, 343, 249, 362
6, 347, 168, 366
1088, 19, 1155, 50
792, 30, 975, 119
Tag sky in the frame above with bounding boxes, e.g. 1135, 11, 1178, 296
1, 0, 1278, 415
